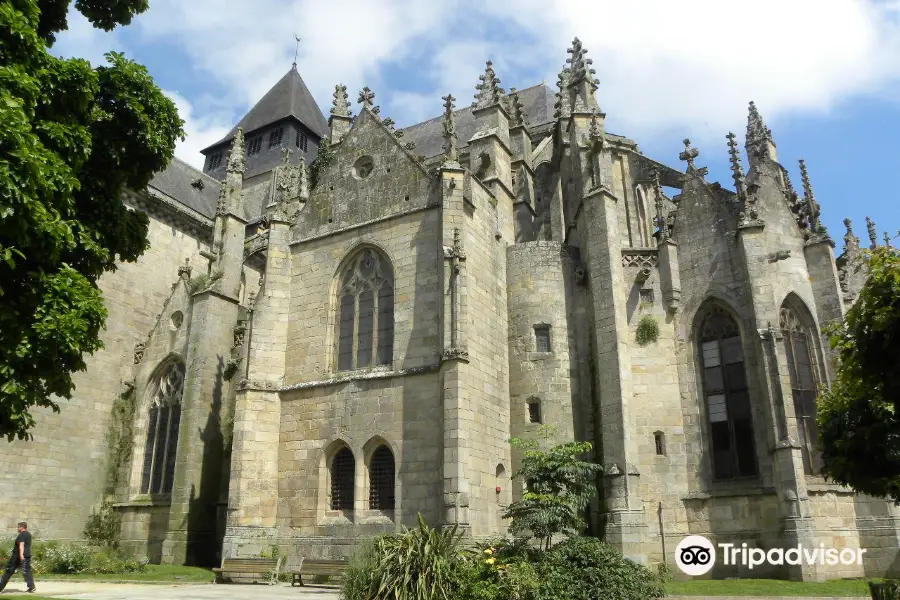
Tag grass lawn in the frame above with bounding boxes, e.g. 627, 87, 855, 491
3, 597, 66, 600
667, 577, 879, 597
38, 563, 214, 583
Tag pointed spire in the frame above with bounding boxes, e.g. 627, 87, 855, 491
844, 218, 860, 253
331, 84, 351, 117
679, 138, 700, 171
508, 89, 527, 127
441, 94, 459, 164
746, 101, 775, 159
473, 60, 503, 109
226, 128, 245, 174
651, 167, 668, 242
553, 66, 571, 118
867, 216, 878, 249
358, 86, 375, 109
726, 132, 745, 193
799, 159, 824, 235
885, 232, 892, 248
566, 37, 597, 89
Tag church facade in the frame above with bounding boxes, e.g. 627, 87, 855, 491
1, 38, 898, 581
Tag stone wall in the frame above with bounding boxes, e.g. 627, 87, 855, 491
0, 199, 210, 541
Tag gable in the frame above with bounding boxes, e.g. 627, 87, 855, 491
295, 108, 437, 240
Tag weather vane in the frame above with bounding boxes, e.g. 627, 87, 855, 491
293, 34, 302, 67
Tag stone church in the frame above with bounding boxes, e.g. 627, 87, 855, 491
2, 37, 898, 581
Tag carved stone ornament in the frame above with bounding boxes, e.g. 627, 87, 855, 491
134, 343, 145, 365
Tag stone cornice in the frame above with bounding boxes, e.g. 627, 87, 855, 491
240, 363, 442, 393
127, 188, 214, 242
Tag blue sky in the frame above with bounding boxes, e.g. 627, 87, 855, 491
52, 0, 900, 248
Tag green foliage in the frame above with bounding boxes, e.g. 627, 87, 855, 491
188, 269, 222, 293
0, 0, 184, 441
635, 315, 660, 346
346, 514, 466, 600
105, 386, 135, 493
458, 541, 539, 600
534, 537, 665, 600
503, 430, 602, 549
817, 247, 900, 503
0, 538, 146, 575
83, 500, 121, 548
309, 138, 335, 189
341, 537, 379, 600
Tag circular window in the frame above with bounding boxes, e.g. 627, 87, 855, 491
170, 311, 183, 330
353, 156, 375, 179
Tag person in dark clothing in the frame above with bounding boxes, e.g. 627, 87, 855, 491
0, 521, 36, 593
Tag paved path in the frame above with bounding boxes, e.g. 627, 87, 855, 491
0, 581, 340, 599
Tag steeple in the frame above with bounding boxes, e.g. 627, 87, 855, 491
563, 37, 600, 114
745, 101, 777, 164
473, 61, 504, 109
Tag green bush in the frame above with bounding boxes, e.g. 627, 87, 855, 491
84, 501, 121, 548
0, 540, 147, 576
636, 315, 660, 346
343, 514, 466, 600
459, 540, 539, 600
534, 536, 665, 600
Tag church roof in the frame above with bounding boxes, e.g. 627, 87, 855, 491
203, 66, 329, 153
149, 157, 221, 219
400, 83, 557, 159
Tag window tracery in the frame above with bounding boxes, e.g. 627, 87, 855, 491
336, 249, 394, 371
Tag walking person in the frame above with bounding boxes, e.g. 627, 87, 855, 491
0, 522, 36, 593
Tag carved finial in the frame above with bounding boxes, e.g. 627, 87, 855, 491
867, 216, 878, 249
885, 232, 892, 248
473, 60, 503, 109
798, 159, 824, 235
553, 66, 571, 118
358, 86, 375, 108
331, 84, 351, 117
566, 37, 596, 87
651, 167, 668, 242
226, 128, 245, 173
441, 94, 459, 163
746, 101, 774, 158
382, 117, 395, 131
508, 89, 527, 127
679, 138, 699, 170
726, 132, 745, 193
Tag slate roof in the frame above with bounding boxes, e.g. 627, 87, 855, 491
203, 66, 329, 153
400, 83, 557, 160
148, 157, 221, 219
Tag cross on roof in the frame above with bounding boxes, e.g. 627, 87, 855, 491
679, 138, 699, 167
358, 87, 375, 106
293, 34, 302, 67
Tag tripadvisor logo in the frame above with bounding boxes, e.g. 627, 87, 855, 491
674, 535, 867, 576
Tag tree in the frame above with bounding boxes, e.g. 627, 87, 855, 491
0, 0, 184, 440
503, 428, 603, 549
817, 246, 900, 503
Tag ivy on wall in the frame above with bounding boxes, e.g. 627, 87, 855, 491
104, 386, 136, 495
636, 316, 660, 347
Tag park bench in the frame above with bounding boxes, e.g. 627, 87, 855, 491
212, 556, 283, 584
289, 557, 349, 586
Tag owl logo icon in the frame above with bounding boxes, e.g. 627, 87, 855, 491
675, 535, 716, 576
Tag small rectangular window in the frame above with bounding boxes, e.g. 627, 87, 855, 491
654, 431, 666, 456
534, 325, 551, 353
527, 400, 542, 424
269, 127, 284, 148
296, 130, 308, 151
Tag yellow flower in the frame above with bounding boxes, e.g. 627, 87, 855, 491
483, 548, 494, 555
485, 557, 496, 565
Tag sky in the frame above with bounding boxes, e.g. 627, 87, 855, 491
51, 0, 900, 248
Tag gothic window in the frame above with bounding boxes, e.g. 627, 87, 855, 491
369, 446, 395, 511
698, 305, 758, 480
534, 325, 551, 353
247, 136, 262, 155
781, 305, 822, 475
296, 130, 308, 152
330, 447, 355, 511
268, 127, 284, 148
140, 361, 185, 494
336, 248, 394, 371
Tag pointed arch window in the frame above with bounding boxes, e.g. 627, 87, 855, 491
336, 248, 394, 371
330, 447, 355, 511
781, 305, 822, 475
140, 361, 185, 494
369, 446, 395, 511
698, 305, 758, 480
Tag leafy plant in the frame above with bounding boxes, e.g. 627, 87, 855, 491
341, 537, 380, 600
105, 386, 136, 494
503, 429, 602, 550
83, 500, 121, 548
0, 0, 184, 440
362, 514, 466, 600
458, 541, 539, 600
635, 315, 660, 346
818, 246, 900, 503
309, 138, 335, 189
534, 536, 665, 600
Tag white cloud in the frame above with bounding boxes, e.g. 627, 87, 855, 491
54, 0, 900, 162
163, 91, 232, 170
51, 8, 125, 65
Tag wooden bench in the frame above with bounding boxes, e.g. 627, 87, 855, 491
289, 558, 349, 586
212, 556, 283, 584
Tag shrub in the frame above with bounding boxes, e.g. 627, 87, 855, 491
636, 315, 660, 346
341, 537, 380, 600
84, 501, 121, 548
39, 544, 94, 574
459, 541, 539, 600
534, 536, 665, 600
